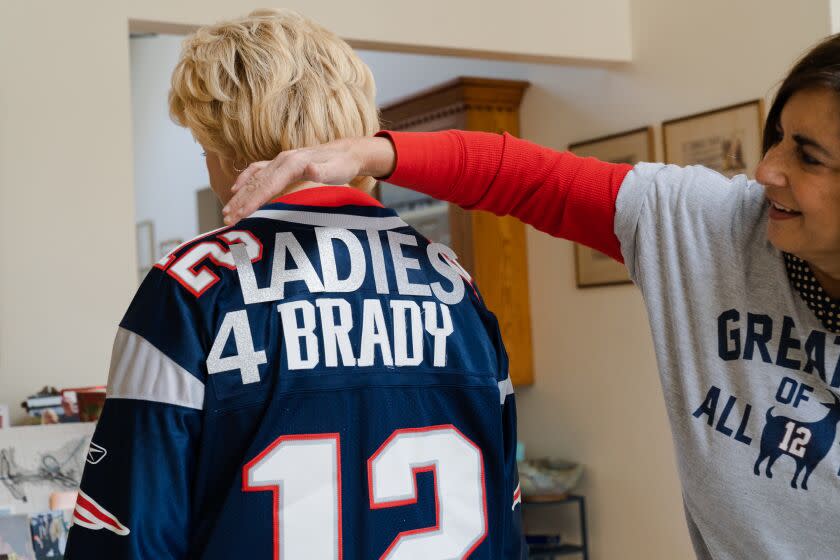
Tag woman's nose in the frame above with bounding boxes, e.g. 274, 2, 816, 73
755, 145, 788, 189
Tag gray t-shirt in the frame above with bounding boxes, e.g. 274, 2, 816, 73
615, 163, 840, 560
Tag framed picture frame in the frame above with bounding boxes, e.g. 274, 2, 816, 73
158, 238, 183, 261
568, 126, 654, 288
0, 514, 36, 559
136, 220, 155, 283
663, 99, 764, 178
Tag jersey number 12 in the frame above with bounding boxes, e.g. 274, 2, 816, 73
243, 425, 488, 559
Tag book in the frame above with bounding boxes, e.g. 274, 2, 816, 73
26, 406, 64, 419
24, 396, 61, 409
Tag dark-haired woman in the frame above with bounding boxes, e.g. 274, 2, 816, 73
222, 35, 840, 559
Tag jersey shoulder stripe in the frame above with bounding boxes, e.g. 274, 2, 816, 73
248, 208, 409, 231
107, 327, 205, 410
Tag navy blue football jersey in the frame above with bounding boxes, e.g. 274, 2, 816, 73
65, 188, 524, 559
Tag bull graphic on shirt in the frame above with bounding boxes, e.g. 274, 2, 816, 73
753, 391, 840, 490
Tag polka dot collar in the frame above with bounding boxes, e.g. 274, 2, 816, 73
784, 253, 840, 333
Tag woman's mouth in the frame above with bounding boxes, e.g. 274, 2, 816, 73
769, 200, 802, 220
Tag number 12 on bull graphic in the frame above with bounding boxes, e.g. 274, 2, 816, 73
243, 425, 488, 559
753, 391, 840, 490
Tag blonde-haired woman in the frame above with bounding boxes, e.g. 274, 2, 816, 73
66, 9, 525, 559
170, 8, 379, 204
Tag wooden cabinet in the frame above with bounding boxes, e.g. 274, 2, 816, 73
379, 77, 534, 386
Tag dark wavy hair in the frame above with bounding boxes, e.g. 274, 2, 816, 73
763, 34, 840, 155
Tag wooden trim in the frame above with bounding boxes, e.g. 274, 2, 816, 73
385, 77, 531, 104
125, 20, 631, 68
129, 19, 198, 36
380, 102, 468, 132
347, 39, 631, 67
380, 77, 529, 131
647, 125, 656, 164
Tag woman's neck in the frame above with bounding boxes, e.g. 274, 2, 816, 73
812, 262, 840, 299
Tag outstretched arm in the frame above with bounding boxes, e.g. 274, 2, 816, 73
223, 130, 633, 261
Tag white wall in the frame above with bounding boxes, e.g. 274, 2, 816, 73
127, 0, 633, 63
0, 2, 135, 423
131, 35, 209, 256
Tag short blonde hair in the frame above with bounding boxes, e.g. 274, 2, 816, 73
169, 9, 378, 189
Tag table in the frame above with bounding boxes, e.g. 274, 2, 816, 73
524, 494, 589, 559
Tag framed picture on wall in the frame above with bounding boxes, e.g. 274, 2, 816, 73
0, 514, 36, 560
136, 220, 155, 284
158, 238, 183, 261
663, 100, 764, 178
568, 126, 654, 288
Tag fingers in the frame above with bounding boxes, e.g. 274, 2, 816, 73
223, 159, 301, 225
224, 174, 271, 225
231, 161, 269, 193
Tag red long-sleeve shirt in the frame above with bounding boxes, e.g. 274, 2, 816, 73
377, 130, 633, 262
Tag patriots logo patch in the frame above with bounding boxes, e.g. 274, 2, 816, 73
72, 490, 130, 536
512, 482, 522, 510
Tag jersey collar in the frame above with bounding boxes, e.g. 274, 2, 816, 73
271, 186, 383, 208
